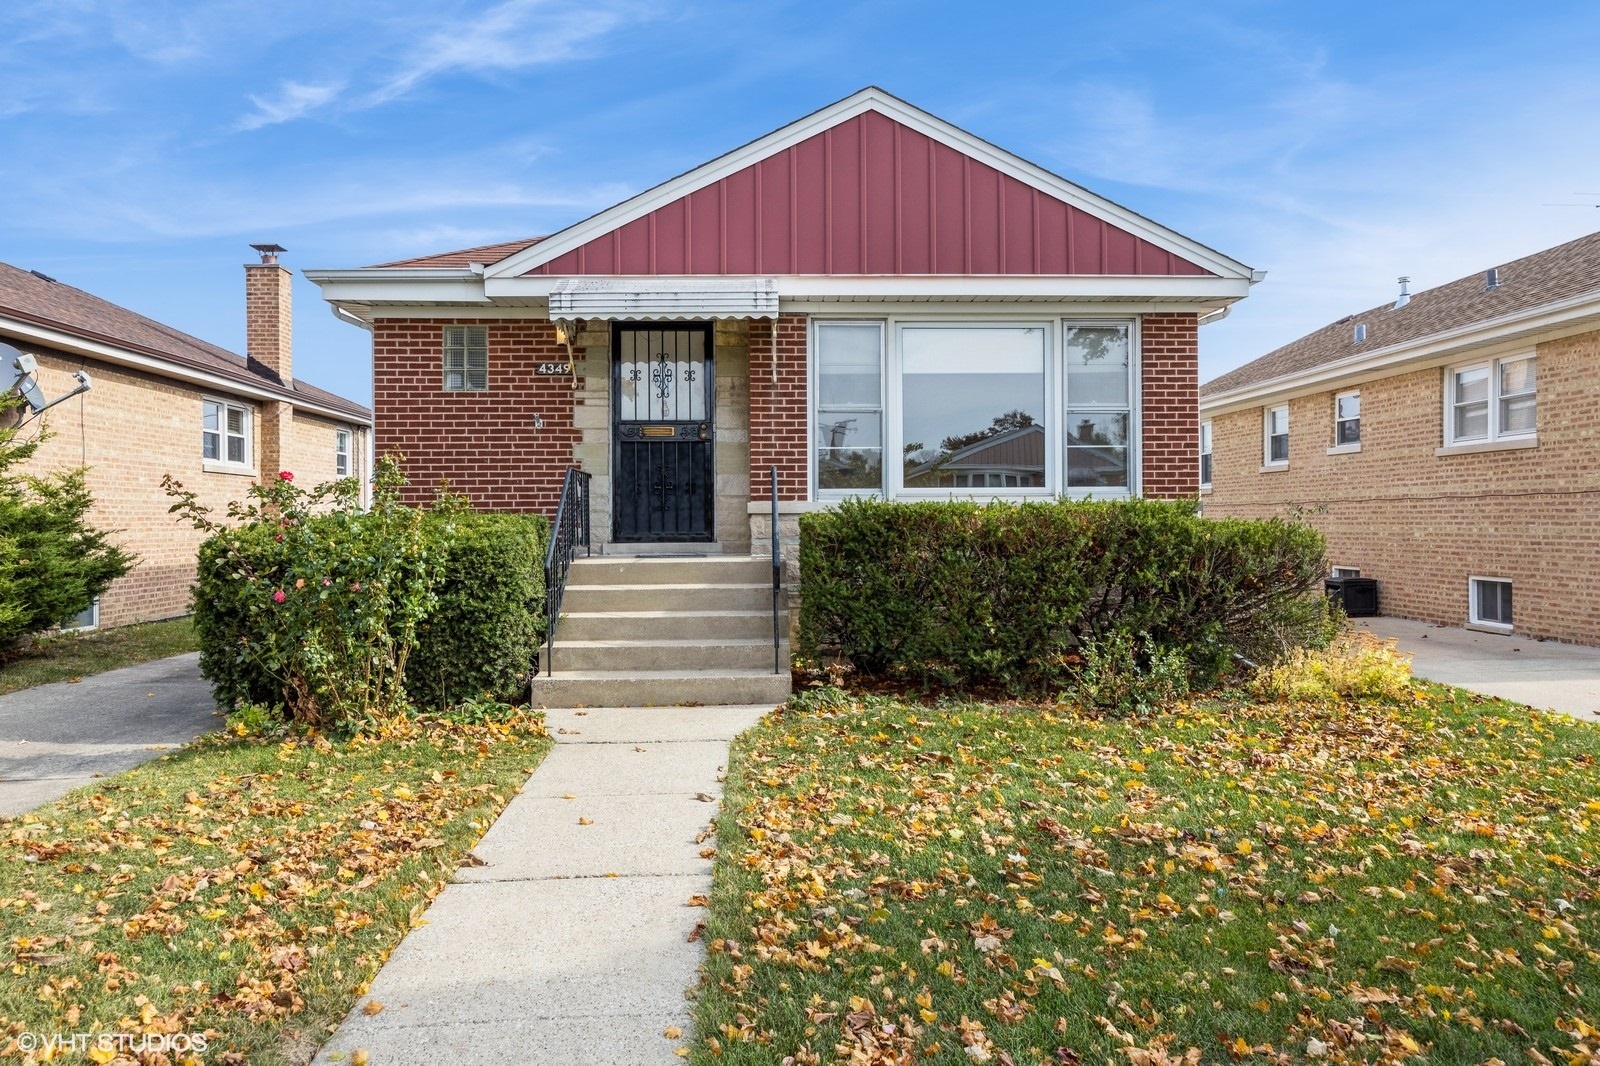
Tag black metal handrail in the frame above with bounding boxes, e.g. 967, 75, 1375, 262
544, 467, 592, 676
770, 465, 782, 675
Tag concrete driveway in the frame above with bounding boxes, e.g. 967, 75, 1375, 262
1358, 617, 1600, 723
0, 652, 221, 817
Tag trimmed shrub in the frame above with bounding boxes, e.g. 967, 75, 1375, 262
798, 497, 1329, 691
407, 511, 549, 709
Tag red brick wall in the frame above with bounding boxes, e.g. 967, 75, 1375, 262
372, 318, 580, 511
749, 312, 808, 502
1140, 313, 1200, 498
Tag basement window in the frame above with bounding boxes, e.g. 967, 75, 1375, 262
443, 326, 489, 391
60, 597, 99, 633
1469, 577, 1513, 630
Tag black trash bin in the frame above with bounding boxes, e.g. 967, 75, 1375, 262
1325, 576, 1379, 617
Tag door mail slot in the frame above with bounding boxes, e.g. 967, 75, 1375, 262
639, 425, 676, 438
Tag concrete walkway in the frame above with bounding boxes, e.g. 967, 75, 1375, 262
313, 703, 771, 1066
1358, 617, 1600, 723
0, 652, 220, 817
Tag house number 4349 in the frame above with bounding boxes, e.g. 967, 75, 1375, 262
534, 362, 570, 375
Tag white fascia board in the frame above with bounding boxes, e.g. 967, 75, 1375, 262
484, 273, 1251, 302
486, 87, 1255, 282
1199, 293, 1600, 417
304, 268, 488, 308
1, 317, 371, 426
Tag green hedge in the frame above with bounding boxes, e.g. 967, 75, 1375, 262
407, 511, 549, 708
798, 497, 1328, 690
193, 505, 548, 719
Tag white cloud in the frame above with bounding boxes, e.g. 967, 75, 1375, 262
364, 0, 642, 106
236, 80, 346, 130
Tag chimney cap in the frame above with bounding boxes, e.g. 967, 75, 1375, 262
249, 243, 287, 264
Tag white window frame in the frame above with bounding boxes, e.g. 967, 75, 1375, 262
202, 397, 254, 473
60, 596, 99, 633
1443, 354, 1536, 447
1468, 576, 1513, 632
1330, 566, 1361, 579
335, 428, 352, 477
812, 320, 886, 497
1330, 390, 1361, 452
443, 325, 489, 392
1263, 404, 1289, 468
1199, 420, 1213, 490
809, 314, 1139, 502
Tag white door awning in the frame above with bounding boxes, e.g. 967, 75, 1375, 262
546, 277, 778, 319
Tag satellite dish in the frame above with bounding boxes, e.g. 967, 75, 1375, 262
1, 342, 47, 412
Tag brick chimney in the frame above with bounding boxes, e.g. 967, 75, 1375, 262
246, 243, 292, 385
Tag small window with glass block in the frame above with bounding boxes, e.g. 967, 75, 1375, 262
442, 326, 489, 391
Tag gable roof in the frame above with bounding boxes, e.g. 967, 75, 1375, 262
0, 262, 371, 422
483, 87, 1252, 281
1202, 230, 1600, 401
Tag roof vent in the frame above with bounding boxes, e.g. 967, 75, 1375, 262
28, 270, 56, 283
1485, 267, 1500, 291
1353, 323, 1367, 343
1394, 276, 1411, 309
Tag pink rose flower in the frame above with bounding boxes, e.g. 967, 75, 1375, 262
278, 470, 294, 482
273, 589, 286, 604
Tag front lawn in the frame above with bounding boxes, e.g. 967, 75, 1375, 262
1, 713, 551, 1064
696, 687, 1600, 1064
0, 618, 200, 696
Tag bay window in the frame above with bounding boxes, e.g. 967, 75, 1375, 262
811, 318, 1137, 498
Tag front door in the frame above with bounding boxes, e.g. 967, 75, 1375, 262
613, 323, 714, 541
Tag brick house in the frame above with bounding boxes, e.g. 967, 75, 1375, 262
309, 87, 1256, 559
1, 248, 372, 630
1199, 230, 1600, 645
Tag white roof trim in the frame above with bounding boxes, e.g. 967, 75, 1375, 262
485, 87, 1253, 282
0, 316, 372, 426
547, 277, 777, 319
1199, 290, 1600, 415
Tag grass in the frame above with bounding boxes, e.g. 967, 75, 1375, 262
0, 618, 200, 695
694, 685, 1600, 1065
0, 712, 553, 1064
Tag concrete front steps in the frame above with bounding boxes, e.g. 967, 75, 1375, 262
532, 555, 791, 707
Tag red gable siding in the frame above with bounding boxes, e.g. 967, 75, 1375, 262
526, 111, 1212, 277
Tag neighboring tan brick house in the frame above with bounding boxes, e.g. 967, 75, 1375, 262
309, 87, 1257, 555
1, 248, 372, 630
1199, 230, 1600, 645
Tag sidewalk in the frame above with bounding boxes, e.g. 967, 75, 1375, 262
1358, 617, 1600, 723
0, 652, 219, 817
313, 703, 771, 1066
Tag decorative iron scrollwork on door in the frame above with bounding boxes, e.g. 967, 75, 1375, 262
614, 324, 715, 541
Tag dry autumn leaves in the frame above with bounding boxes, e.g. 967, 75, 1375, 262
0, 713, 551, 1063
692, 686, 1600, 1065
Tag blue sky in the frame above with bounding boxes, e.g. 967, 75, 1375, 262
4, 1, 1600, 407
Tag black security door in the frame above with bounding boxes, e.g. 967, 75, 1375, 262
613, 324, 715, 541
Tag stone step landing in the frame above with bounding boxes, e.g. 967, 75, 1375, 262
533, 555, 791, 708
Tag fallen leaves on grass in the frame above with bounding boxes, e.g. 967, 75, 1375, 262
0, 711, 550, 1062
692, 688, 1600, 1065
